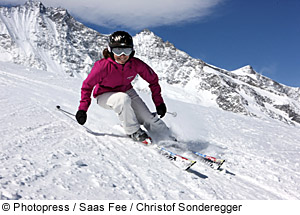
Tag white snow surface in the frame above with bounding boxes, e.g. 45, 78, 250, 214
0, 61, 299, 200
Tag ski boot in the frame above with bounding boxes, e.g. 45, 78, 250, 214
129, 128, 152, 145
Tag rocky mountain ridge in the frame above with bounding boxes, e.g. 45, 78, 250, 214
1, 1, 299, 125
0, 1, 107, 75
134, 29, 300, 124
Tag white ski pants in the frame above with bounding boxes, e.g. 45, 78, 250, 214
96, 88, 170, 136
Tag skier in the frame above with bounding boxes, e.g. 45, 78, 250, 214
76, 31, 173, 143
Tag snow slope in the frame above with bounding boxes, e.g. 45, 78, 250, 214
0, 61, 299, 200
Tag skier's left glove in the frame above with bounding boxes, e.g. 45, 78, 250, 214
156, 103, 167, 118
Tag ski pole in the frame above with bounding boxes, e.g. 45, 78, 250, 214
167, 111, 177, 117
56, 105, 75, 117
56, 105, 94, 133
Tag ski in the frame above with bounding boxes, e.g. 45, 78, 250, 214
192, 151, 225, 170
156, 139, 225, 171
156, 146, 196, 171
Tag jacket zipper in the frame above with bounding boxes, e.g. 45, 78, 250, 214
121, 64, 125, 85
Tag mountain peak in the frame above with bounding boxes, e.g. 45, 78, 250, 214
24, 0, 43, 6
232, 65, 256, 75
24, 0, 46, 11
242, 65, 254, 71
140, 29, 152, 34
136, 29, 158, 40
242, 65, 255, 74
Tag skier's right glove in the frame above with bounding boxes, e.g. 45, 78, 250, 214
76, 110, 87, 125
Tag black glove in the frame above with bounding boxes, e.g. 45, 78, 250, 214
76, 110, 87, 125
156, 103, 167, 118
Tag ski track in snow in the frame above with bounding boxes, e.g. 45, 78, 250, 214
0, 62, 299, 200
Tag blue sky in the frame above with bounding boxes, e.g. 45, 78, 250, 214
1, 0, 299, 87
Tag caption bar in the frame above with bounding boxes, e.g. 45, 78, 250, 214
0, 200, 298, 215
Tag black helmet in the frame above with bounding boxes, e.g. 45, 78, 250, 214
109, 31, 133, 48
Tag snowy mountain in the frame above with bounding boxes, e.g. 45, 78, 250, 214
134, 30, 300, 125
0, 1, 107, 76
1, 1, 299, 126
0, 1, 300, 201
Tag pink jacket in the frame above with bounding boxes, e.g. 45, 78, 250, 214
78, 57, 164, 111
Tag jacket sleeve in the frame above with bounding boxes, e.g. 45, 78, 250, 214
137, 60, 164, 106
78, 61, 103, 111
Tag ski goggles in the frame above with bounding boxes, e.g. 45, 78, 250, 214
111, 47, 133, 56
